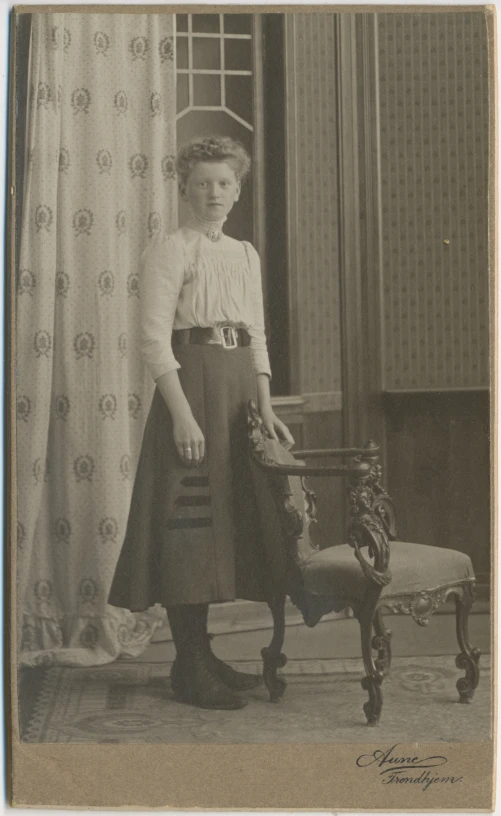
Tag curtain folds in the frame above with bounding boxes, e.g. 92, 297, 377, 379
16, 12, 177, 667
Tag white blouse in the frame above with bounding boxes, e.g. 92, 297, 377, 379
139, 227, 272, 381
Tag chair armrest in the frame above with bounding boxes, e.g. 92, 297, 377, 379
250, 457, 371, 478
293, 446, 380, 459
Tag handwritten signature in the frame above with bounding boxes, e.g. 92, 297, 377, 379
356, 744, 463, 791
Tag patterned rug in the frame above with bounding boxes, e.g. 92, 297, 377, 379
21, 655, 491, 744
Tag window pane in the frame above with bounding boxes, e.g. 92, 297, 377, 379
223, 14, 252, 35
224, 38, 251, 71
225, 75, 253, 124
192, 14, 220, 34
177, 74, 189, 113
176, 14, 188, 32
176, 36, 188, 70
193, 74, 221, 106
192, 37, 221, 70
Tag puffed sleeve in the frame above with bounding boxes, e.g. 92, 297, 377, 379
139, 233, 185, 381
244, 242, 272, 379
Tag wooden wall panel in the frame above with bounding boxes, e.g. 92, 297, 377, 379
385, 392, 490, 576
285, 14, 342, 395
377, 12, 489, 389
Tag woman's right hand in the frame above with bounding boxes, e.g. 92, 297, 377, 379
154, 371, 205, 468
172, 413, 205, 467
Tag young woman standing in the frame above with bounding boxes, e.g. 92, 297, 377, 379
108, 135, 294, 710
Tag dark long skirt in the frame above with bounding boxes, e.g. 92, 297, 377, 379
108, 344, 273, 611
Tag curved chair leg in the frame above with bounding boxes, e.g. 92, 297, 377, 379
262, 594, 288, 703
455, 586, 481, 703
373, 607, 392, 677
356, 595, 384, 726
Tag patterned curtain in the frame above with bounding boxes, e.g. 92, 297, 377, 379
16, 12, 177, 667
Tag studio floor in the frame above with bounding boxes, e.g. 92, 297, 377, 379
20, 609, 492, 744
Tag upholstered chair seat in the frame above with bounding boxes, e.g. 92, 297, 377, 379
304, 542, 475, 607
247, 400, 481, 726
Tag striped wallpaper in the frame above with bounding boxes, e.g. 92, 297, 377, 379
285, 14, 342, 395
377, 12, 490, 389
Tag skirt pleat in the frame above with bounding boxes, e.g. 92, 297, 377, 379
107, 344, 272, 610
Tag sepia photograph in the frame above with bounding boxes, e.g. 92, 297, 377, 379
8, 4, 494, 809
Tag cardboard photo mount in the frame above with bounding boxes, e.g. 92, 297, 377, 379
6, 3, 497, 810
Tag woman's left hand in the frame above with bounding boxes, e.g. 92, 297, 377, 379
260, 410, 295, 450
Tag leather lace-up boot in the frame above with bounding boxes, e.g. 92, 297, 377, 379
170, 604, 261, 693
166, 604, 249, 710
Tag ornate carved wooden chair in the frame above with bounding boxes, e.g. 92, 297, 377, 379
247, 401, 480, 726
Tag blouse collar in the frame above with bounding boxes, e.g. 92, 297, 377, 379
185, 210, 227, 243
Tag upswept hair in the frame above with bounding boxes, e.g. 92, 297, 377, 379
176, 135, 251, 186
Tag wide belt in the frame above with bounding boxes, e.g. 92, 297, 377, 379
172, 326, 251, 350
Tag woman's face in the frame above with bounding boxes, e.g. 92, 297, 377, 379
181, 161, 240, 221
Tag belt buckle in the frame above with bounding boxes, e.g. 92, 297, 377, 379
220, 326, 238, 349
